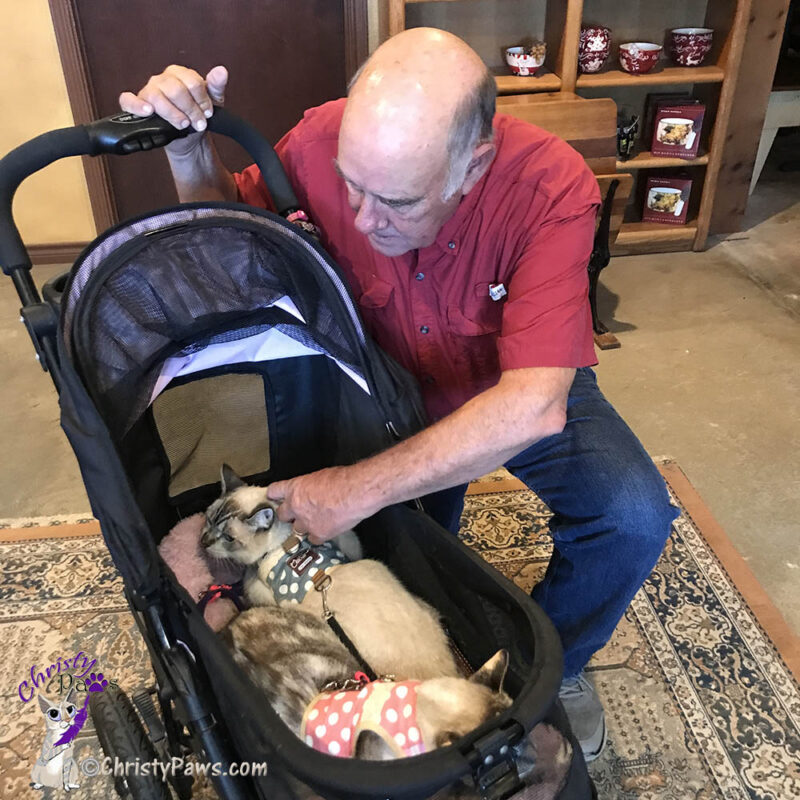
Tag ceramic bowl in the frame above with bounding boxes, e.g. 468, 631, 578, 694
579, 26, 612, 73
505, 44, 546, 77
670, 28, 714, 67
619, 43, 662, 75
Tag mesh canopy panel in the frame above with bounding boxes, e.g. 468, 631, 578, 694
152, 373, 270, 498
63, 209, 369, 439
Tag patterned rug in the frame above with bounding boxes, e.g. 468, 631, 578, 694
1, 462, 798, 800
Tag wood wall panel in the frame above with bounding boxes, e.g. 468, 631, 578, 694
581, 0, 708, 52
405, 0, 546, 69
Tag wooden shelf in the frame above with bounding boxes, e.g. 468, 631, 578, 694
577, 65, 725, 89
495, 71, 562, 95
612, 220, 698, 255
617, 151, 711, 170
389, 0, 754, 256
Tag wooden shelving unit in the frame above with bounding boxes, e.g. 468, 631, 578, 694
494, 70, 562, 95
386, 0, 753, 256
613, 220, 699, 256
576, 64, 725, 88
617, 151, 710, 170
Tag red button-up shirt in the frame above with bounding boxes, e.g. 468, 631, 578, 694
235, 98, 599, 421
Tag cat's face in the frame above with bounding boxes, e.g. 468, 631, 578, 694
416, 650, 512, 749
201, 465, 292, 565
355, 650, 514, 760
38, 689, 77, 732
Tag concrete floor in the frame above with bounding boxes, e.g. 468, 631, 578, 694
0, 135, 797, 636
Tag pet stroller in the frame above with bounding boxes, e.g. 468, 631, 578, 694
0, 108, 597, 800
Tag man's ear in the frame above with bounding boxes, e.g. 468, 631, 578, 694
461, 142, 496, 195
220, 463, 246, 494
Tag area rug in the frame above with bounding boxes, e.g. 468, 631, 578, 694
0, 462, 797, 800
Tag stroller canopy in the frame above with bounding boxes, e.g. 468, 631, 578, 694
57, 202, 426, 594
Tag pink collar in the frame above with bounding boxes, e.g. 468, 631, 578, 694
301, 679, 425, 758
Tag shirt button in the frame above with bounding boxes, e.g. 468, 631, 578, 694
448, 241, 456, 249
415, 272, 425, 281
420, 325, 429, 334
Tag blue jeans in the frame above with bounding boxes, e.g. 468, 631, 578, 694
421, 367, 679, 677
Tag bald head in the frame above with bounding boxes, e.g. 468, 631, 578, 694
335, 29, 496, 255
343, 29, 495, 196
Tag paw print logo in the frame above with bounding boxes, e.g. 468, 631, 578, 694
85, 673, 108, 694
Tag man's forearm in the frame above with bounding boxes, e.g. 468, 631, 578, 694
166, 136, 238, 203
349, 366, 574, 516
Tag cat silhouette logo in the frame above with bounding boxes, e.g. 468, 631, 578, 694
31, 673, 108, 792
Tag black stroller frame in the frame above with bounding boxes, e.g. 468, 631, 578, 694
0, 109, 597, 800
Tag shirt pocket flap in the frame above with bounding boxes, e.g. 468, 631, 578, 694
446, 304, 502, 336
359, 277, 394, 309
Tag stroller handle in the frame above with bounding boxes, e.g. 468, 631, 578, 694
0, 106, 299, 276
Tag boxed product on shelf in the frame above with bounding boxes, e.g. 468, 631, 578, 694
643, 92, 695, 144
651, 104, 706, 160
642, 176, 692, 225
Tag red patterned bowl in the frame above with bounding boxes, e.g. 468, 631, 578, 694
505, 45, 546, 77
619, 43, 662, 75
670, 28, 714, 67
579, 26, 611, 73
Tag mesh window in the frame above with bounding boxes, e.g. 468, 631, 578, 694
152, 373, 270, 498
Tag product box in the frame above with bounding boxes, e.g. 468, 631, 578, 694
642, 176, 692, 225
643, 92, 693, 143
651, 104, 705, 160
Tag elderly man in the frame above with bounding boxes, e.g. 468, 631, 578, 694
121, 28, 677, 761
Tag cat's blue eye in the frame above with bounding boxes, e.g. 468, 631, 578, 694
65, 705, 76, 716
222, 533, 234, 543
47, 709, 60, 720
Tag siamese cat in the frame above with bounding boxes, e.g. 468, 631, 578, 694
30, 690, 80, 791
224, 605, 510, 758
203, 465, 459, 680
225, 607, 571, 798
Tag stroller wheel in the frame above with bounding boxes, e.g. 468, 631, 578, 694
89, 685, 172, 800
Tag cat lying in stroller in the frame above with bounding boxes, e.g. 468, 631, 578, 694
201, 465, 510, 758
203, 467, 572, 794
224, 605, 511, 761
202, 464, 458, 681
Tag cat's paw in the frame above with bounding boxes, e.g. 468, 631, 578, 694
85, 673, 108, 693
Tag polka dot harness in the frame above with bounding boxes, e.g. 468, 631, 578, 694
265, 536, 348, 604
301, 679, 425, 758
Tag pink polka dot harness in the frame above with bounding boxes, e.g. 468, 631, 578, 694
301, 679, 425, 758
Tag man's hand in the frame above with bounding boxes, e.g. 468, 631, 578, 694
118, 64, 237, 202
118, 64, 228, 155
267, 466, 379, 544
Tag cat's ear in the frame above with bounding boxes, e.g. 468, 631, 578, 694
220, 464, 246, 494
37, 693, 55, 713
64, 687, 76, 705
469, 649, 509, 693
246, 506, 275, 532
